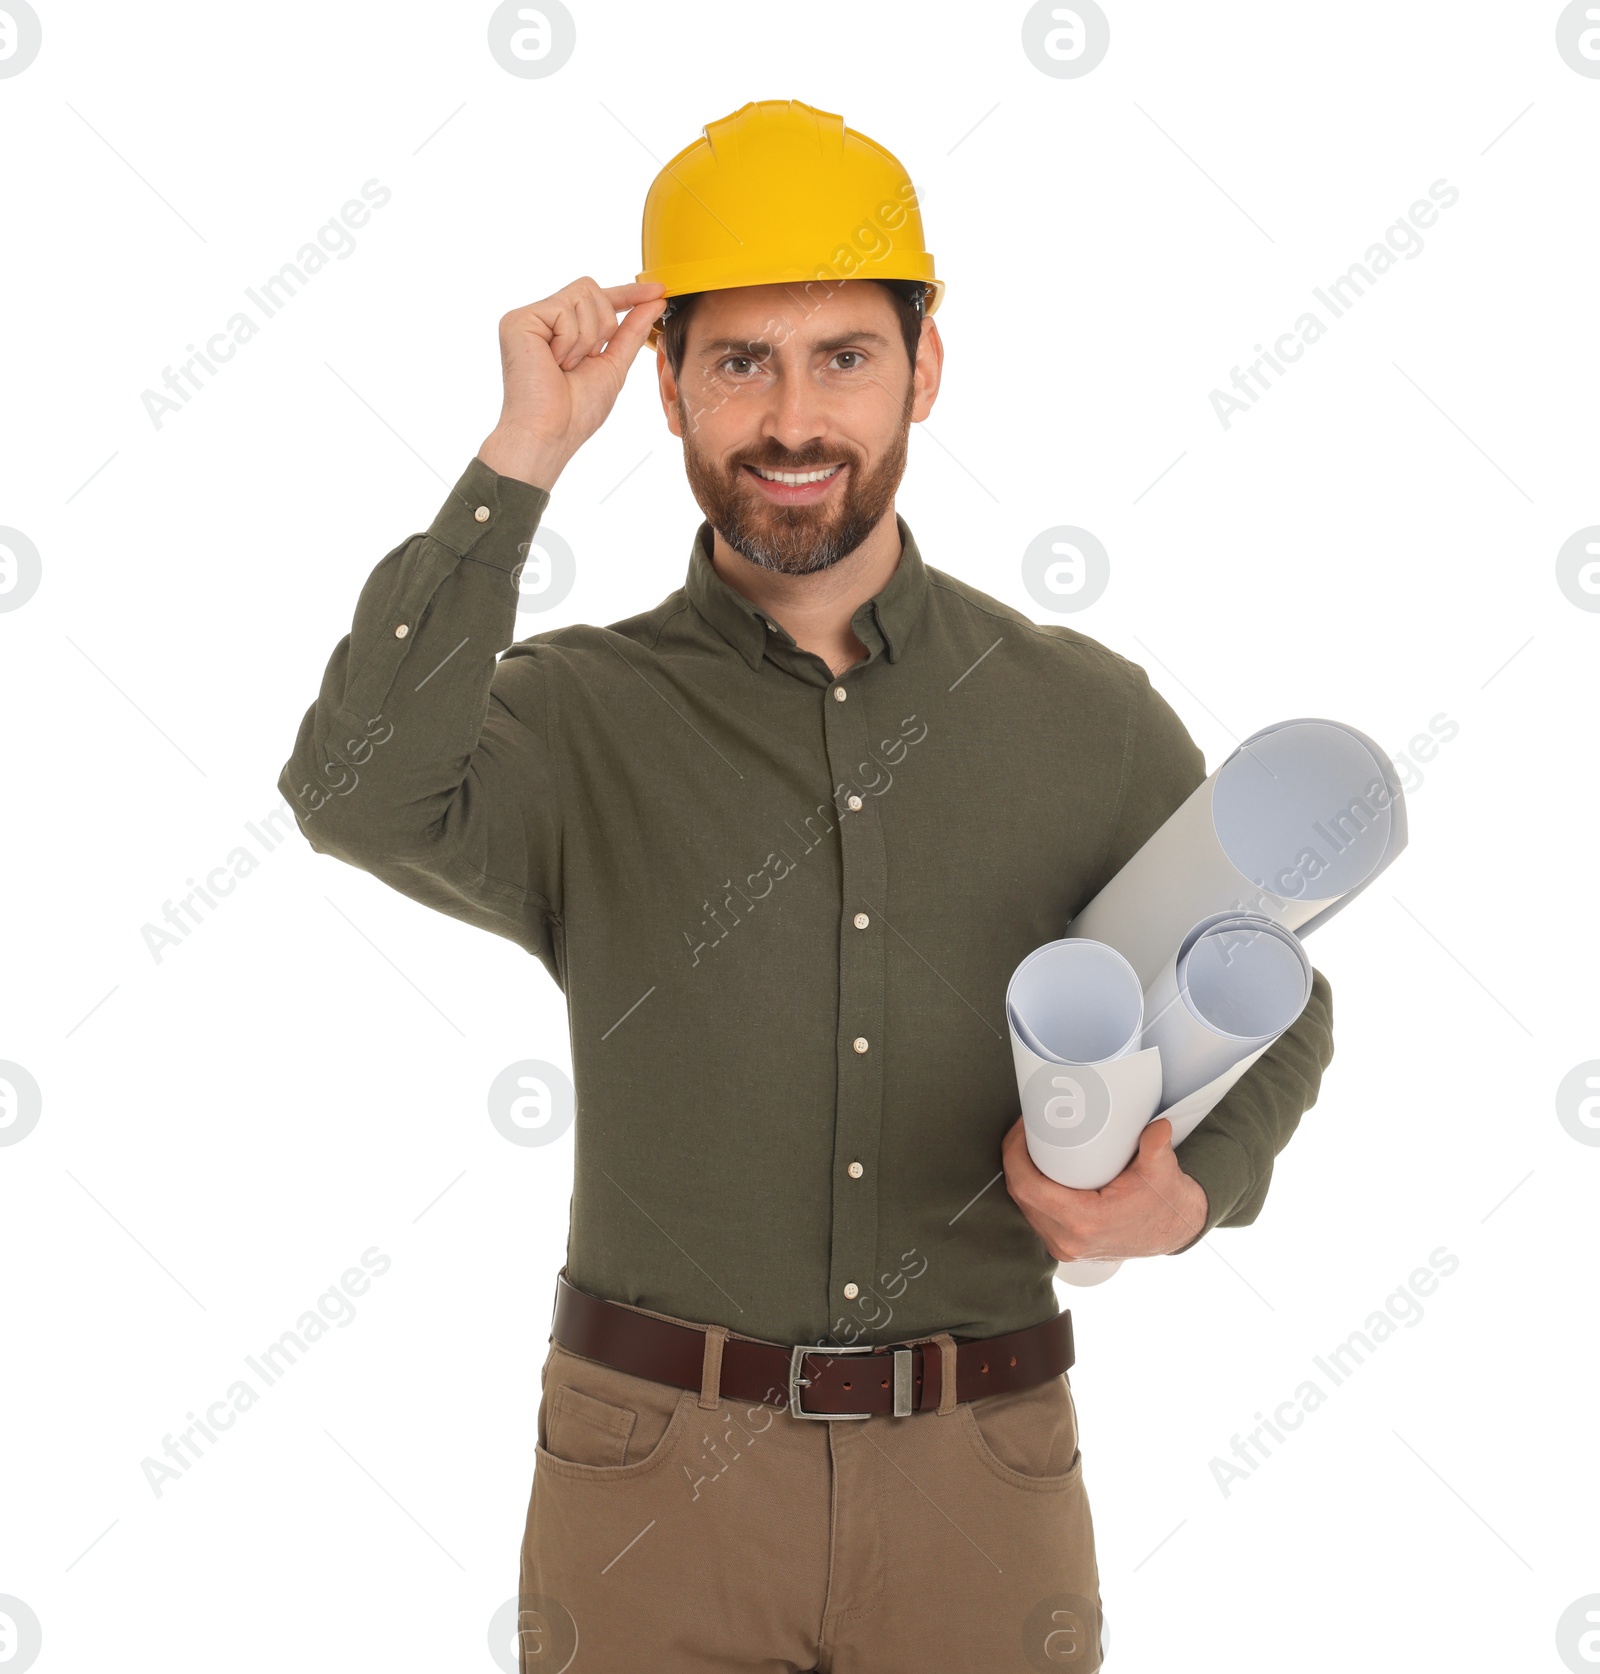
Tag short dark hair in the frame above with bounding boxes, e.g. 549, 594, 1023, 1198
660, 278, 929, 380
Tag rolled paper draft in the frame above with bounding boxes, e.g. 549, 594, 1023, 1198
1004, 937, 1163, 1289
1007, 939, 1165, 1189
1141, 913, 1313, 1110
1035, 715, 1399, 1288
1007, 936, 1144, 1067
1067, 718, 1406, 990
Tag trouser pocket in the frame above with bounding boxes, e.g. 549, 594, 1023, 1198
519, 1342, 698, 1658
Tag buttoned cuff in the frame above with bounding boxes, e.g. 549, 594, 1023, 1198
424, 455, 552, 572
1170, 1127, 1255, 1255
330, 456, 551, 740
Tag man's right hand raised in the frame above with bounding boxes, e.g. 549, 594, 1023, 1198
477, 277, 668, 491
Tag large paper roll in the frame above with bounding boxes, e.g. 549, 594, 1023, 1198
1067, 718, 1406, 989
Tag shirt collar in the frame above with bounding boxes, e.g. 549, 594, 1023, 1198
683, 516, 930, 672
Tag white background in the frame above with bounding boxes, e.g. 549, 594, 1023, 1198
2, 2, 1597, 1670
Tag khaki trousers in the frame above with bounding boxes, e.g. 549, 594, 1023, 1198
517, 1309, 1104, 1673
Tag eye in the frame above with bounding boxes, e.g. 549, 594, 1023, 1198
831, 350, 864, 370
717, 355, 759, 378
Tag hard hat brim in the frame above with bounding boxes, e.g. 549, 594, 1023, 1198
640, 268, 943, 346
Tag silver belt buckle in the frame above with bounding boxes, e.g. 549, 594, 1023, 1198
788, 1342, 916, 1420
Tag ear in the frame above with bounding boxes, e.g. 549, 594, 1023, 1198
909, 318, 943, 423
657, 343, 683, 438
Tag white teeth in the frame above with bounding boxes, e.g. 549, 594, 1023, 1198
753, 465, 841, 484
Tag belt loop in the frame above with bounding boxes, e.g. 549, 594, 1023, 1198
699, 1324, 729, 1409
931, 1332, 958, 1415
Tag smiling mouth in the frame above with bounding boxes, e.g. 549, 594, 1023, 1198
739, 462, 848, 506
744, 463, 845, 485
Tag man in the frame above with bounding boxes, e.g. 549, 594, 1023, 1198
279, 100, 1334, 1673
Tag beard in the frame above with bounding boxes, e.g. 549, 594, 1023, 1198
678, 398, 912, 577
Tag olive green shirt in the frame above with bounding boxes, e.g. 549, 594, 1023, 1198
278, 454, 1334, 1348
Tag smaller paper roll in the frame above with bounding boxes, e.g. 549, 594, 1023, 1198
1006, 939, 1165, 1191
1007, 938, 1144, 1065
1142, 913, 1312, 1109
1006, 939, 1163, 1288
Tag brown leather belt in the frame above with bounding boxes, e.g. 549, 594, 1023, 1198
549, 1269, 1074, 1419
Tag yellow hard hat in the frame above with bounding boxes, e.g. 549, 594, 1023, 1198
637, 99, 942, 345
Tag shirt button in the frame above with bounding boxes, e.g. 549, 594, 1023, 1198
394, 624, 409, 638
847, 795, 863, 811
832, 685, 847, 701
853, 912, 869, 930
843, 1282, 860, 1300
852, 1036, 869, 1054
847, 1161, 864, 1179
474, 505, 491, 522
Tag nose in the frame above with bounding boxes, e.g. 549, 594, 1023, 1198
760, 364, 830, 458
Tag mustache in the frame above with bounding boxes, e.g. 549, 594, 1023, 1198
731, 447, 856, 472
